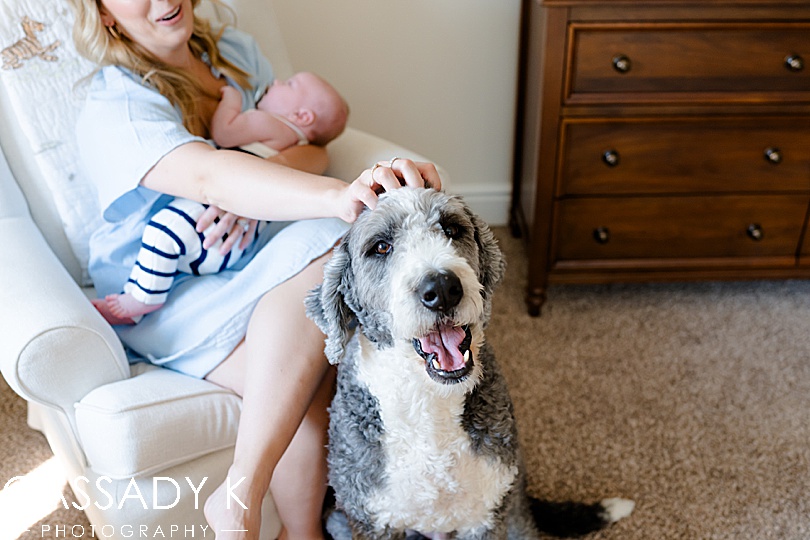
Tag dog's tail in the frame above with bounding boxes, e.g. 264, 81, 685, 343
529, 497, 635, 537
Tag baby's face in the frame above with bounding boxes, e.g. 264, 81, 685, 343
258, 72, 334, 117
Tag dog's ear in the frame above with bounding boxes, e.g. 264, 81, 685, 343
305, 239, 355, 365
469, 210, 506, 302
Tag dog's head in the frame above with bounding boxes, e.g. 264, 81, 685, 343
306, 188, 505, 385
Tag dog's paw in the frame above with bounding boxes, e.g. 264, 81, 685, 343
599, 498, 635, 523
324, 507, 352, 540
404, 532, 432, 540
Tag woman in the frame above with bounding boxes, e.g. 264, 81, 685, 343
69, 0, 441, 538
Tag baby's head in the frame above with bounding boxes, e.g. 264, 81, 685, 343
258, 71, 349, 146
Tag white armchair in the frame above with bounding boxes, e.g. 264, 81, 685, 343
0, 0, 443, 537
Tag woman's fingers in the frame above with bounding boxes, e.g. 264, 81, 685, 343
202, 210, 237, 250
218, 216, 259, 254
415, 161, 442, 191
219, 218, 247, 254
356, 172, 380, 210
194, 205, 257, 252
371, 163, 402, 193
388, 158, 424, 189
197, 205, 225, 234
238, 219, 259, 250
379, 158, 443, 191
343, 158, 442, 222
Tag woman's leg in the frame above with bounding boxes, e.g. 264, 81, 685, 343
204, 251, 334, 540
272, 365, 335, 540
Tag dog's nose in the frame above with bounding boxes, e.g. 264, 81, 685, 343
417, 271, 463, 312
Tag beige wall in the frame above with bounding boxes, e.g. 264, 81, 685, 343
271, 0, 522, 225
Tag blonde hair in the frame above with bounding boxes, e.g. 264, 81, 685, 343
70, 0, 251, 137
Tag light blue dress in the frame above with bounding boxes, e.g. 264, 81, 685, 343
76, 27, 348, 378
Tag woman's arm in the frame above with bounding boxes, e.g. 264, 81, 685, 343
140, 141, 399, 224
193, 144, 330, 251
141, 142, 343, 221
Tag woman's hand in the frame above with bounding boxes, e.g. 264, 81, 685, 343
196, 205, 259, 254
337, 158, 442, 223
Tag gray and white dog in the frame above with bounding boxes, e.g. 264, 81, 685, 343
306, 188, 633, 539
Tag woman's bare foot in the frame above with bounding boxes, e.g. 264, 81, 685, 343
204, 472, 263, 540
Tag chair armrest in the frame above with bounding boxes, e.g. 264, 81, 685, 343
326, 127, 449, 186
0, 214, 129, 416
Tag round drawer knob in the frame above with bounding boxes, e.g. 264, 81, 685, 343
602, 150, 620, 167
747, 223, 764, 241
764, 147, 782, 164
612, 54, 632, 73
785, 54, 804, 72
593, 226, 611, 244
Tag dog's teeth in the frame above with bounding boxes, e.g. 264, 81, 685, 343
464, 350, 470, 362
432, 359, 441, 370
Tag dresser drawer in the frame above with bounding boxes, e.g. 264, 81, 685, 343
560, 118, 810, 196
566, 23, 810, 101
554, 195, 809, 260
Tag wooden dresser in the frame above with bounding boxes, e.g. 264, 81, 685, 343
511, 0, 810, 316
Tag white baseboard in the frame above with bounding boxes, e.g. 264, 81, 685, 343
448, 183, 511, 226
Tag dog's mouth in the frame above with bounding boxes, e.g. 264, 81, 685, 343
412, 324, 473, 384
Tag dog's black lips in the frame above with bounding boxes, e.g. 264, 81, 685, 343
412, 325, 474, 385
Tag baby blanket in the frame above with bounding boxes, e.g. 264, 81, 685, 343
0, 0, 102, 285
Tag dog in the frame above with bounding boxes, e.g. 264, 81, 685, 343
306, 187, 633, 539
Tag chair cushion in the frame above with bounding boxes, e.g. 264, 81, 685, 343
0, 2, 101, 285
75, 364, 241, 479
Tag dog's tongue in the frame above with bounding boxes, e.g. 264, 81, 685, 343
419, 324, 466, 372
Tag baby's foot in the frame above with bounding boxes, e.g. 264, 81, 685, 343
92, 294, 162, 325
108, 293, 162, 318
91, 297, 136, 325
204, 475, 262, 540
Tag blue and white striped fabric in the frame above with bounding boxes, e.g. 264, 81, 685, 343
125, 198, 262, 306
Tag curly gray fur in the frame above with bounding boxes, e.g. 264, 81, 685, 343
307, 188, 631, 539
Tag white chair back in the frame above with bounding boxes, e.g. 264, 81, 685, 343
0, 1, 90, 282
219, 0, 294, 80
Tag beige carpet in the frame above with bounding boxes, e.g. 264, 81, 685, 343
0, 373, 91, 537
3, 227, 810, 538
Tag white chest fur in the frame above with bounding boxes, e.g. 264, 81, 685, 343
354, 337, 518, 535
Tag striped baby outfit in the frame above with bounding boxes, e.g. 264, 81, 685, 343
123, 198, 263, 306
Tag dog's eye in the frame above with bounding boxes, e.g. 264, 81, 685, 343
443, 224, 463, 240
373, 241, 393, 256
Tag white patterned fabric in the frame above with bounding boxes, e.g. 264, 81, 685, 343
0, 0, 101, 285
